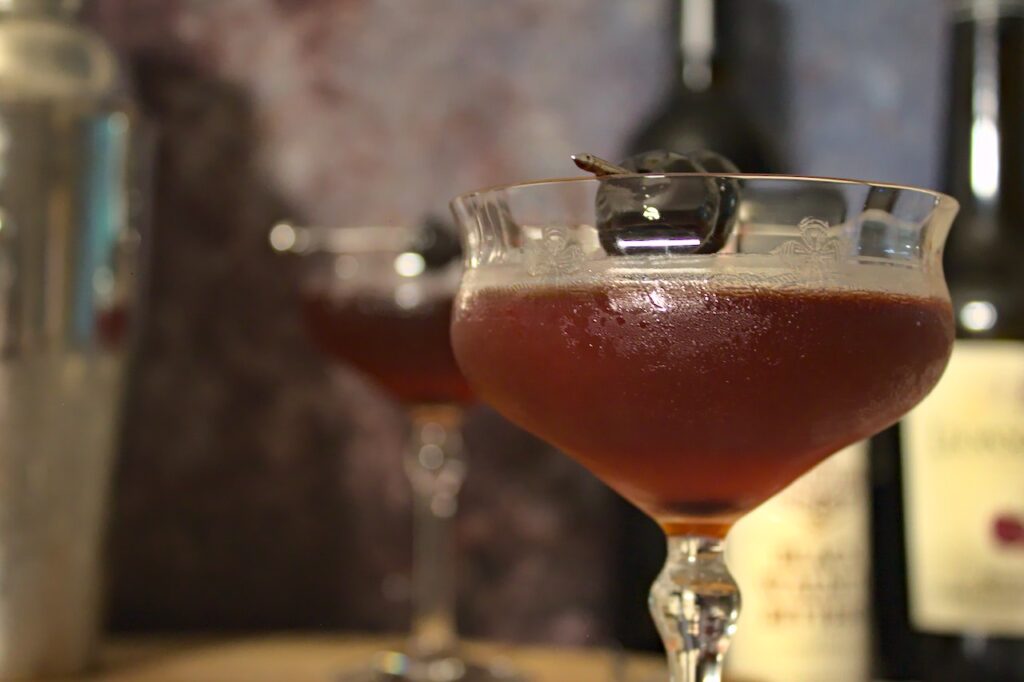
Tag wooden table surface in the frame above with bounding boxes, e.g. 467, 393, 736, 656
75, 636, 665, 682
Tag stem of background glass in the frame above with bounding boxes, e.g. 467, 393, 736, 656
403, 405, 467, 661
649, 535, 741, 682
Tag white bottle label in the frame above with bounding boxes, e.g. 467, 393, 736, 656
725, 443, 869, 682
903, 340, 1024, 636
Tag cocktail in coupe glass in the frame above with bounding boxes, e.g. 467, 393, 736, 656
449, 173, 958, 681
271, 222, 518, 682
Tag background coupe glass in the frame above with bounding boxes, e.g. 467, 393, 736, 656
273, 222, 517, 682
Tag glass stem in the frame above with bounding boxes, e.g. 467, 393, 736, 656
404, 405, 467, 660
649, 535, 741, 682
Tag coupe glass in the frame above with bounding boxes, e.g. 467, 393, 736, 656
271, 222, 518, 682
449, 174, 958, 681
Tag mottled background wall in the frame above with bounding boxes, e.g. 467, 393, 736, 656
84, 0, 947, 645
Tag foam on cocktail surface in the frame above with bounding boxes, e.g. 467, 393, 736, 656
462, 249, 944, 301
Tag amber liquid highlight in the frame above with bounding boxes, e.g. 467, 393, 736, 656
302, 293, 473, 406
452, 280, 953, 536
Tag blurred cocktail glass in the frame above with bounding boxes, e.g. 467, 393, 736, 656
272, 221, 518, 682
449, 174, 958, 681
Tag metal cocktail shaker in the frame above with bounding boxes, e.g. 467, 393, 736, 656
0, 0, 138, 676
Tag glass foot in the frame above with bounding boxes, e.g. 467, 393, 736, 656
340, 649, 524, 682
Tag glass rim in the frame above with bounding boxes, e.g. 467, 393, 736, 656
451, 172, 959, 212
268, 222, 420, 255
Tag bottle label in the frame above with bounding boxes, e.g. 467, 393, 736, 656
725, 443, 869, 682
903, 340, 1024, 635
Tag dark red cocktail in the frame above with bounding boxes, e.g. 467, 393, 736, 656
452, 280, 953, 536
302, 292, 473, 406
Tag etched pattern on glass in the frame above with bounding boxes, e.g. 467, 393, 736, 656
711, 217, 846, 290
770, 217, 843, 283
524, 225, 585, 277
522, 216, 848, 287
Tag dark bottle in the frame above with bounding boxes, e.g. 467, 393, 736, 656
625, 0, 779, 170
871, 1, 1024, 680
612, 0, 783, 654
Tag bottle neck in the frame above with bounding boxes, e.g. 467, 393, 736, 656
671, 0, 737, 94
674, 0, 715, 92
944, 2, 1024, 269
951, 0, 1024, 21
